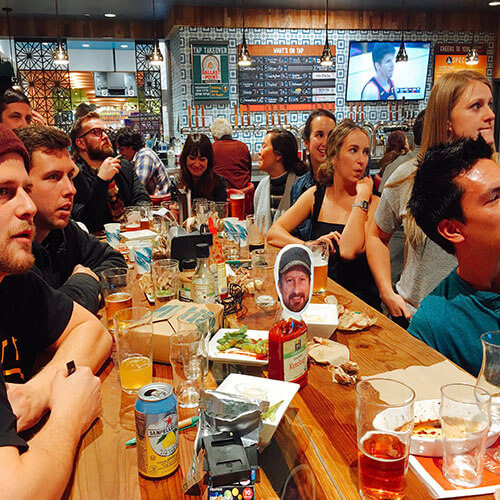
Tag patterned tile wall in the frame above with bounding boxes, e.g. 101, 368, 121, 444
168, 26, 495, 153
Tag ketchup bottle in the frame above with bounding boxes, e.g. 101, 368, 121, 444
268, 318, 308, 389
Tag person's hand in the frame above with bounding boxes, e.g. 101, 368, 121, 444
381, 290, 411, 319
49, 366, 102, 436
31, 109, 47, 126
309, 231, 341, 253
355, 176, 373, 200
72, 264, 99, 282
6, 380, 49, 432
97, 156, 121, 182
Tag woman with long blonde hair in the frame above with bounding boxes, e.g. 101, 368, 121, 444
366, 70, 496, 325
267, 119, 380, 307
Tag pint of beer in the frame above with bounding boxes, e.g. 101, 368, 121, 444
229, 192, 245, 220
307, 241, 329, 294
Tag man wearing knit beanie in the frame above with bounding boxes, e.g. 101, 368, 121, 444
0, 123, 112, 496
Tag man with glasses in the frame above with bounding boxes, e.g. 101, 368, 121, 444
70, 112, 150, 232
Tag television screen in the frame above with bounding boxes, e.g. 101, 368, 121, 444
345, 41, 431, 102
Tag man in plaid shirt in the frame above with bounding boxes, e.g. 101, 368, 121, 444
116, 127, 170, 197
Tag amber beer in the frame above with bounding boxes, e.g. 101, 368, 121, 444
358, 432, 408, 500
229, 192, 245, 220
105, 292, 133, 328
312, 260, 328, 294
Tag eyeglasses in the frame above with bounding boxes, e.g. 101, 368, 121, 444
77, 127, 111, 140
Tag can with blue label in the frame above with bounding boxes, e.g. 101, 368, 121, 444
135, 382, 179, 478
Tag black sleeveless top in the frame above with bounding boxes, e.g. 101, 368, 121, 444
310, 185, 381, 310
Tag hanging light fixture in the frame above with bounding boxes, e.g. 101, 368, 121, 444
52, 0, 68, 65
465, 0, 479, 65
395, 0, 408, 63
237, 0, 251, 67
1, 7, 22, 89
320, 0, 333, 67
149, 0, 164, 67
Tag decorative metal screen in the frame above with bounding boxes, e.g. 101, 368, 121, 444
15, 39, 73, 132
134, 41, 163, 138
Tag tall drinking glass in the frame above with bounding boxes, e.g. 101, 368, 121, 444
252, 249, 277, 314
101, 267, 132, 330
306, 241, 329, 294
151, 259, 179, 303
229, 192, 245, 220
476, 331, 500, 474
356, 378, 415, 500
440, 383, 491, 487
247, 214, 265, 252
114, 307, 153, 394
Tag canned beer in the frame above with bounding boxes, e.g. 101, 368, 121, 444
135, 382, 179, 478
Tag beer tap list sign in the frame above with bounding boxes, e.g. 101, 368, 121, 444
238, 44, 337, 111
433, 43, 487, 83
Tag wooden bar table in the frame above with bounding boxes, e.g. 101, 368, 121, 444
63, 266, 495, 499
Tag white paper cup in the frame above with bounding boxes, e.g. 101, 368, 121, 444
104, 223, 121, 248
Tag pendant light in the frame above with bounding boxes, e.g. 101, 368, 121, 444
237, 0, 251, 67
2, 7, 22, 90
52, 0, 69, 65
395, 0, 408, 63
465, 0, 479, 65
320, 0, 333, 67
150, 0, 164, 67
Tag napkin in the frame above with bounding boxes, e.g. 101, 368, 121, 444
364, 360, 476, 401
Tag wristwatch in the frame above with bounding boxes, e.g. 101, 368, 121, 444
352, 200, 369, 211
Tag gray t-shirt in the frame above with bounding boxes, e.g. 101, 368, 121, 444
374, 158, 457, 314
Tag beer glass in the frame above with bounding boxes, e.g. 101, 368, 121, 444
229, 192, 245, 220
440, 383, 491, 488
476, 331, 500, 473
246, 214, 265, 253
114, 307, 153, 394
356, 378, 415, 500
101, 267, 132, 330
124, 206, 141, 231
306, 241, 329, 294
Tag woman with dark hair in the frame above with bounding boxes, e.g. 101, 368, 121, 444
378, 130, 408, 178
254, 129, 307, 230
268, 120, 380, 308
178, 133, 227, 201
290, 109, 336, 240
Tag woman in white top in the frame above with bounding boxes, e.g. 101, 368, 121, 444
366, 70, 496, 324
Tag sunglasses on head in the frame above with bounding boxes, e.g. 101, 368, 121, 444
78, 127, 112, 139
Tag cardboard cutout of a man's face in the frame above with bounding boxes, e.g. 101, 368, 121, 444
275, 244, 313, 315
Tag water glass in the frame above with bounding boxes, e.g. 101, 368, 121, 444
169, 331, 204, 408
151, 259, 179, 303
246, 214, 265, 252
101, 267, 131, 330
223, 222, 240, 260
440, 383, 491, 488
114, 307, 153, 394
252, 249, 277, 314
356, 378, 415, 500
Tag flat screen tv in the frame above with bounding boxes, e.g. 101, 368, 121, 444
345, 41, 431, 102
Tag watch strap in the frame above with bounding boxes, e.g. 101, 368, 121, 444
352, 200, 369, 211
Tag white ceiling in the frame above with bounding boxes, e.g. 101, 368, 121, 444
2, 0, 496, 21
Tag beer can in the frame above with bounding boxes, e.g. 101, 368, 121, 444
135, 382, 179, 478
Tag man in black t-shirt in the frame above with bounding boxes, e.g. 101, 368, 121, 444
0, 124, 112, 497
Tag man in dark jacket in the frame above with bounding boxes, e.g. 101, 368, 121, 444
16, 124, 126, 314
69, 112, 150, 232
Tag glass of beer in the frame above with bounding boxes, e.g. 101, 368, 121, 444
306, 241, 329, 294
151, 259, 180, 303
124, 207, 141, 232
114, 307, 153, 394
229, 192, 245, 220
247, 214, 265, 252
356, 378, 415, 500
101, 267, 132, 331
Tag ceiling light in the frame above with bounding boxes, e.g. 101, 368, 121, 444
320, 0, 333, 67
53, 41, 69, 65
395, 38, 408, 63
237, 0, 251, 67
465, 44, 479, 65
488, 1, 500, 5
150, 43, 164, 66
121, 44, 129, 48
104, 13, 116, 18
82, 43, 90, 48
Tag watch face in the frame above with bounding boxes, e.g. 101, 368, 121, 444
361, 200, 369, 210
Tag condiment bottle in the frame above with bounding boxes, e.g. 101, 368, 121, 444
208, 217, 228, 300
268, 317, 308, 389
179, 258, 196, 302
192, 243, 215, 304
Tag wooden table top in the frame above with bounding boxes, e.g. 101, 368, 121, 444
63, 259, 496, 500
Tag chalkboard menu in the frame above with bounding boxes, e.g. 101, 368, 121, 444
191, 41, 230, 103
238, 45, 336, 110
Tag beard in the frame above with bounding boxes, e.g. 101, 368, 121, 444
86, 142, 114, 162
0, 244, 34, 275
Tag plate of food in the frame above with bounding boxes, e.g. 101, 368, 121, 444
374, 399, 500, 457
208, 326, 268, 365
216, 373, 299, 446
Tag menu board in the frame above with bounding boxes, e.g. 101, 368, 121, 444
238, 45, 336, 110
434, 43, 487, 83
191, 41, 230, 103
